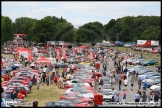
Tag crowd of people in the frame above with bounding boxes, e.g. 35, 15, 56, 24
1, 40, 161, 107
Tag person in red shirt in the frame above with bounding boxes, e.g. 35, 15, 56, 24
18, 91, 24, 99
120, 74, 124, 84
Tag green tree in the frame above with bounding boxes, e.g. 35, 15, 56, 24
1, 16, 14, 43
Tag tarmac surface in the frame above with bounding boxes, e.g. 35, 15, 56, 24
99, 57, 161, 106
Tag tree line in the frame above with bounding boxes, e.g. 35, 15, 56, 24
1, 15, 161, 44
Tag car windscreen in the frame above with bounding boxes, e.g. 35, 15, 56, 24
102, 90, 112, 95
78, 89, 89, 94
102, 86, 112, 89
72, 98, 83, 104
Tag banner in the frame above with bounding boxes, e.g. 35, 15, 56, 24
16, 43, 19, 56
28, 50, 32, 61
90, 51, 94, 61
72, 47, 74, 54
56, 48, 61, 60
77, 48, 80, 53
62, 48, 67, 59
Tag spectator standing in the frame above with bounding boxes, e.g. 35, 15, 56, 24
130, 77, 134, 91
118, 78, 122, 91
42, 72, 46, 86
46, 73, 49, 86
114, 93, 119, 102
111, 88, 116, 102
37, 76, 41, 90
33, 99, 38, 107
58, 76, 63, 89
124, 78, 128, 90
148, 91, 153, 101
141, 92, 147, 102
154, 91, 159, 102
50, 72, 54, 85
134, 92, 140, 102
143, 80, 148, 91
121, 89, 126, 102
29, 80, 33, 93
138, 77, 142, 89
18, 91, 24, 100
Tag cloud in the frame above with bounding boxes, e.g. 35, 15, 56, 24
2, 1, 160, 28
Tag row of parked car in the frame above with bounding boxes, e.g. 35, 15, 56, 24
128, 65, 161, 93
122, 56, 158, 66
1, 67, 39, 103
45, 63, 117, 107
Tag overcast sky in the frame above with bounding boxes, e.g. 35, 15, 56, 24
2, 1, 160, 28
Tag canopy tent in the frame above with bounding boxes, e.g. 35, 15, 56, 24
35, 57, 52, 68
19, 47, 29, 59
79, 45, 88, 49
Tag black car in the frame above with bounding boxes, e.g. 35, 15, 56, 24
45, 100, 75, 107
1, 69, 10, 74
54, 63, 68, 68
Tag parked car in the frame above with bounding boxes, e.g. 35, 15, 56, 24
5, 86, 28, 96
60, 93, 93, 105
2, 80, 29, 87
8, 63, 20, 70
60, 97, 92, 107
45, 101, 76, 107
54, 63, 68, 68
142, 76, 161, 83
138, 72, 160, 80
64, 88, 94, 99
99, 84, 112, 92
101, 89, 112, 102
132, 58, 145, 65
142, 59, 158, 66
146, 78, 161, 88
150, 83, 161, 92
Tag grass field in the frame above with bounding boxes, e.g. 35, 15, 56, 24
2, 54, 65, 106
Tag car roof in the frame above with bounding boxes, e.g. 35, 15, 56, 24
62, 97, 78, 100
4, 90, 13, 92
55, 100, 73, 104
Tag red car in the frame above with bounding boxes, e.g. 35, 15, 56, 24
13, 68, 29, 75
60, 93, 93, 105
2, 80, 29, 87
1, 74, 10, 81
11, 76, 30, 83
60, 97, 92, 107
5, 86, 28, 96
4, 89, 25, 99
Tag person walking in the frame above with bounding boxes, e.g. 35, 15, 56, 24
125, 60, 127, 67
130, 77, 134, 91
121, 89, 126, 102
138, 77, 142, 89
115, 73, 119, 84
37, 76, 41, 90
141, 92, 147, 102
124, 78, 128, 90
29, 80, 33, 93
118, 78, 122, 91
134, 92, 140, 102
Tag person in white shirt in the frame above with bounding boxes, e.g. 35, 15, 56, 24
43, 66, 47, 73
124, 78, 128, 90
126, 71, 129, 79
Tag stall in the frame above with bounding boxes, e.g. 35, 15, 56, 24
35, 57, 52, 68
